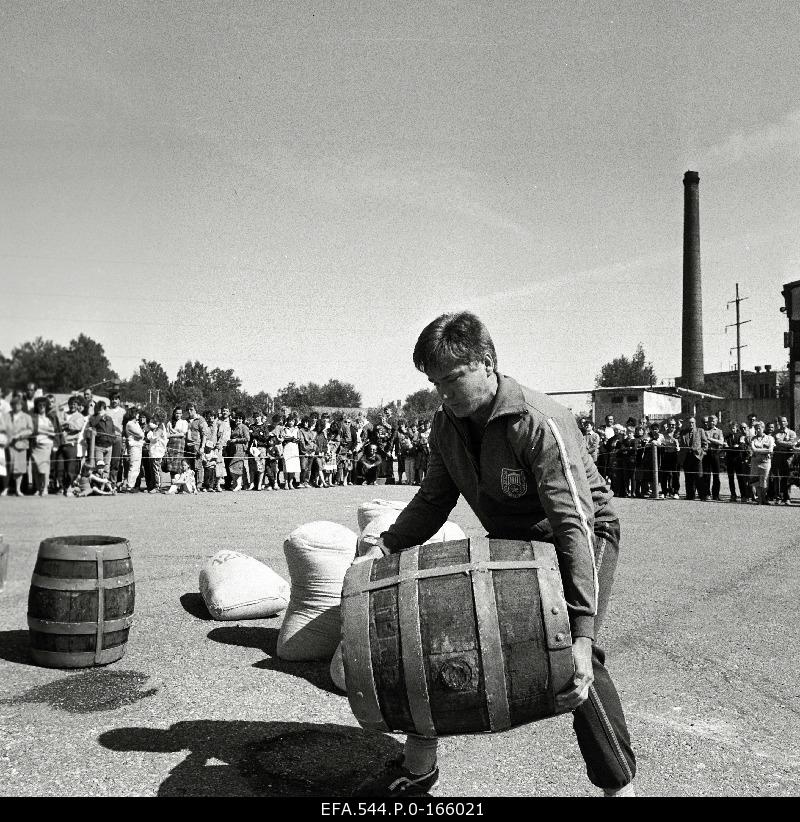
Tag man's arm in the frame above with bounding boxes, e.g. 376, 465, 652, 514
525, 414, 598, 642
382, 416, 460, 553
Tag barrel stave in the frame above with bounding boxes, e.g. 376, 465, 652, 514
369, 587, 415, 731
418, 573, 487, 734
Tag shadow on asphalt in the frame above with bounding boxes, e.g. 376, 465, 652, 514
206, 626, 342, 695
0, 669, 161, 712
0, 629, 34, 666
179, 593, 213, 620
98, 720, 402, 796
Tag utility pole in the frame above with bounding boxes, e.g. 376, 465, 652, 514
726, 283, 750, 399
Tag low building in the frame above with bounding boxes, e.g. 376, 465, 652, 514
592, 386, 682, 426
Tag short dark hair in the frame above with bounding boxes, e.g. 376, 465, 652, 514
33, 396, 48, 412
413, 311, 497, 374
95, 400, 107, 412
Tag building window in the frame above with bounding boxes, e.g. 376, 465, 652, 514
626, 395, 638, 403
611, 396, 623, 404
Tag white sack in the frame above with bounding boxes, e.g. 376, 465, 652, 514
277, 521, 358, 661
199, 550, 290, 621
356, 499, 408, 532
357, 514, 467, 556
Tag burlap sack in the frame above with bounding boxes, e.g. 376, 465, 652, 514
199, 550, 290, 621
277, 521, 358, 661
357, 514, 467, 556
356, 498, 408, 532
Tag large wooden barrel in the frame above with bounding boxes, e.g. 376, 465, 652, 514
27, 535, 135, 668
341, 538, 574, 736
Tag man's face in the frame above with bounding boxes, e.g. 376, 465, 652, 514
25, 383, 35, 398
187, 406, 197, 419
748, 416, 756, 427
221, 407, 230, 419
780, 417, 788, 430
584, 422, 593, 433
426, 357, 495, 419
84, 390, 92, 402
710, 416, 718, 427
702, 417, 711, 429
766, 422, 775, 435
606, 416, 614, 426
110, 396, 119, 408
688, 418, 696, 431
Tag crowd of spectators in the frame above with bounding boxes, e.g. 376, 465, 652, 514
583, 412, 797, 505
0, 383, 432, 497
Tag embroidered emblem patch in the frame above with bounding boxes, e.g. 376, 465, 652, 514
500, 467, 527, 498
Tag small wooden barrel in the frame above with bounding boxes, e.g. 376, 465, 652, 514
27, 535, 135, 668
341, 538, 574, 736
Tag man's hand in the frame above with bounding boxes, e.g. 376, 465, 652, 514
351, 542, 386, 565
555, 636, 594, 712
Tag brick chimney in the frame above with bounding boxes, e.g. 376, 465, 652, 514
681, 171, 704, 391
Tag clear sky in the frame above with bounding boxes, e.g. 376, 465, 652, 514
1, 1, 798, 406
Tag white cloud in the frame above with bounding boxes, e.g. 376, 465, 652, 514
704, 108, 800, 166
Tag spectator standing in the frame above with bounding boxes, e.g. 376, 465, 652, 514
598, 414, 615, 483
313, 420, 329, 487
396, 422, 416, 485
30, 397, 56, 496
282, 415, 301, 489
0, 401, 10, 495
640, 422, 662, 498
213, 407, 232, 491
165, 407, 189, 482
106, 393, 126, 486
6, 395, 33, 496
59, 396, 86, 495
81, 388, 96, 418
749, 421, 775, 505
297, 417, 317, 488
21, 382, 39, 414
185, 404, 209, 490
771, 417, 796, 504
415, 420, 431, 485
582, 420, 601, 464
227, 410, 250, 491
248, 411, 269, 490
725, 422, 751, 503
659, 419, 681, 498
124, 410, 145, 492
90, 401, 116, 470
678, 417, 708, 501
146, 409, 168, 493
701, 415, 724, 501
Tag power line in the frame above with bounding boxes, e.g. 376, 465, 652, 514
725, 282, 751, 400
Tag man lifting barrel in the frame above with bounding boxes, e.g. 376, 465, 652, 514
354, 311, 636, 797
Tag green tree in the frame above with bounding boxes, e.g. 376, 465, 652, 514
205, 367, 243, 411
61, 334, 118, 392
595, 344, 656, 388
317, 379, 361, 407
402, 388, 441, 421
3, 337, 68, 391
123, 359, 171, 406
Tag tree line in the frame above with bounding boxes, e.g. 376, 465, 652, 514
0, 334, 442, 421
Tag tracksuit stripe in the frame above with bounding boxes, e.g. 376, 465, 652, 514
546, 418, 599, 614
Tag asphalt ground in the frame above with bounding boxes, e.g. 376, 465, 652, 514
0, 486, 798, 797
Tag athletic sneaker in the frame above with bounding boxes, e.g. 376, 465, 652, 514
353, 757, 439, 797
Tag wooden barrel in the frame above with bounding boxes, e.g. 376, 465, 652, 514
27, 535, 135, 668
341, 538, 574, 736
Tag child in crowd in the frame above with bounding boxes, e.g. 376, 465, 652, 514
74, 460, 116, 496
265, 434, 283, 490
168, 459, 198, 494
